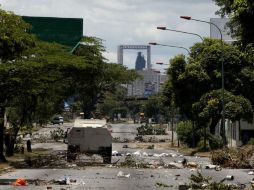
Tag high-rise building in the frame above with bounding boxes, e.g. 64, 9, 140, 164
135, 52, 146, 70
127, 70, 167, 97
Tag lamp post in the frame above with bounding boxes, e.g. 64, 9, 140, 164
149, 42, 190, 54
156, 62, 169, 66
157, 26, 204, 41
180, 16, 226, 145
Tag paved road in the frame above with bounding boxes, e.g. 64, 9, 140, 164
20, 122, 253, 189
0, 168, 252, 189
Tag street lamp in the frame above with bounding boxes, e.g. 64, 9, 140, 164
149, 42, 190, 54
157, 26, 204, 41
180, 15, 226, 144
156, 62, 169, 66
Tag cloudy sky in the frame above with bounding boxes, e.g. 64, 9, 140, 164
0, 0, 219, 71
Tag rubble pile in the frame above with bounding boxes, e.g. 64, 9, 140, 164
211, 145, 254, 168
188, 171, 245, 190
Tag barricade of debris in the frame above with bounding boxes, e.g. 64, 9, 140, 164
211, 145, 254, 168
186, 171, 249, 190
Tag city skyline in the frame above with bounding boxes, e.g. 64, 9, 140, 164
0, 0, 219, 70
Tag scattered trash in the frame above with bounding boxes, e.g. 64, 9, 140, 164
212, 145, 253, 168
12, 178, 27, 186
248, 171, 254, 175
65, 176, 70, 185
156, 182, 173, 188
159, 153, 169, 157
205, 164, 221, 171
225, 175, 234, 180
174, 174, 181, 180
170, 153, 177, 157
117, 171, 130, 178
70, 179, 77, 183
112, 151, 118, 156
167, 162, 183, 169
142, 152, 148, 157
132, 151, 141, 157
148, 153, 153, 157
186, 162, 198, 168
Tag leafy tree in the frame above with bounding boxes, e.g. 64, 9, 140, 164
0, 8, 35, 162
213, 0, 254, 47
164, 38, 254, 146
193, 89, 253, 144
71, 36, 138, 119
0, 9, 35, 61
144, 94, 170, 123
176, 121, 200, 147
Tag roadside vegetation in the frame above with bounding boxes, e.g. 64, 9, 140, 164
0, 8, 138, 162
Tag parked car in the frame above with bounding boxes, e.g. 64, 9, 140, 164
52, 116, 64, 124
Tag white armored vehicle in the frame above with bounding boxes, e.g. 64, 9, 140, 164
67, 119, 112, 163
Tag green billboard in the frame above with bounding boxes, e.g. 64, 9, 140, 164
22, 16, 83, 47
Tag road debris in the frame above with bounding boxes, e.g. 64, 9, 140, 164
156, 182, 173, 188
12, 178, 27, 186
186, 162, 198, 168
117, 171, 131, 178
205, 164, 221, 171
225, 175, 234, 180
211, 145, 253, 168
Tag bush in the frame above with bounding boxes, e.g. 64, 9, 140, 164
50, 128, 65, 142
208, 135, 223, 150
137, 124, 166, 136
247, 138, 254, 145
176, 121, 199, 147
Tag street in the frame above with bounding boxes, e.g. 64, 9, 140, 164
0, 123, 252, 189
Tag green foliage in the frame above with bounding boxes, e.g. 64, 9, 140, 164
208, 135, 224, 150
247, 138, 254, 145
176, 121, 199, 147
0, 8, 35, 61
144, 94, 170, 123
137, 124, 166, 136
50, 128, 65, 142
189, 171, 240, 190
214, 0, 254, 47
193, 89, 253, 122
156, 182, 173, 188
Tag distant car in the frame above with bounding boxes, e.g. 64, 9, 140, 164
52, 116, 64, 124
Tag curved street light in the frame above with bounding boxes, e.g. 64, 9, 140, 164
156, 62, 169, 66
149, 42, 190, 54
180, 15, 226, 145
157, 26, 204, 42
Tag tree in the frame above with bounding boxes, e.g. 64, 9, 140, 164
0, 9, 34, 61
213, 0, 254, 47
163, 38, 254, 146
193, 90, 252, 135
0, 8, 35, 162
71, 36, 138, 119
144, 94, 170, 123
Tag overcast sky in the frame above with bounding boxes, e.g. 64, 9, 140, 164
0, 0, 219, 71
